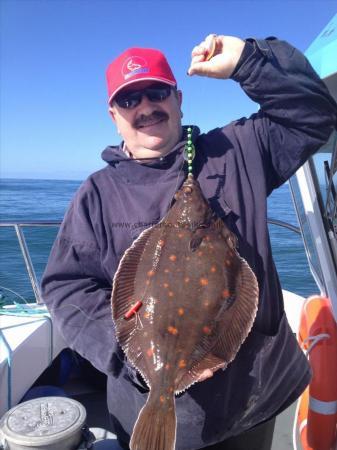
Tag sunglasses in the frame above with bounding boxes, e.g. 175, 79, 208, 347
113, 83, 173, 109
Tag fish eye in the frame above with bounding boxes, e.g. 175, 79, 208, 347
183, 186, 193, 195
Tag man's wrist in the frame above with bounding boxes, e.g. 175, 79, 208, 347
230, 40, 256, 79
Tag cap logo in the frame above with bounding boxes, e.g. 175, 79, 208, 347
123, 56, 150, 80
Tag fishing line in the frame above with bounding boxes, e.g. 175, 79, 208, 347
0, 285, 31, 305
135, 312, 144, 330
0, 284, 111, 323
47, 303, 113, 323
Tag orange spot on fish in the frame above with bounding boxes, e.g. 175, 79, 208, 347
222, 289, 230, 298
144, 312, 150, 319
146, 348, 154, 357
146, 279, 150, 285
205, 236, 211, 242
147, 270, 155, 277
178, 359, 186, 368
203, 300, 210, 308
167, 326, 178, 335
210, 266, 217, 273
178, 308, 184, 316
164, 269, 170, 273
165, 364, 171, 370
168, 291, 174, 297
160, 395, 165, 403
225, 259, 231, 266
167, 386, 174, 393
178, 233, 184, 238
203, 326, 212, 335
184, 277, 190, 283
200, 278, 209, 286
198, 251, 203, 257
169, 254, 177, 262
163, 283, 169, 288
158, 239, 165, 247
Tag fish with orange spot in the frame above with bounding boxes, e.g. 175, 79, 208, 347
178, 308, 184, 316
167, 325, 178, 335
178, 359, 187, 368
111, 175, 258, 450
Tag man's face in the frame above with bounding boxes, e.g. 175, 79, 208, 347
109, 81, 183, 159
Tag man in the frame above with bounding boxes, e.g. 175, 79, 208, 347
41, 34, 337, 450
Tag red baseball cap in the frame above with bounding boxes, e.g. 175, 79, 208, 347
106, 47, 177, 105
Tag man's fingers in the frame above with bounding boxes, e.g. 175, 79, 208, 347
191, 44, 208, 58
191, 54, 205, 64
188, 34, 218, 76
188, 60, 213, 77
204, 34, 217, 60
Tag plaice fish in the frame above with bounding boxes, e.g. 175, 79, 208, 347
111, 175, 259, 450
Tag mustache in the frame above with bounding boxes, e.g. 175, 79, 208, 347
134, 110, 169, 128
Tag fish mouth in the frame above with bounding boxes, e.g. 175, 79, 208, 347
183, 176, 200, 190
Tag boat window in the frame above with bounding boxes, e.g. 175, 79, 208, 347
289, 175, 325, 291
310, 130, 337, 269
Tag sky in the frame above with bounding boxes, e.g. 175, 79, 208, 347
1, 0, 336, 180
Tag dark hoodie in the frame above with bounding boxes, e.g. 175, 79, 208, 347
41, 38, 337, 449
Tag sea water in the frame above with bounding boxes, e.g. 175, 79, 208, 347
0, 178, 318, 305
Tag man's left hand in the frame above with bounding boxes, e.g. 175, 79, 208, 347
188, 34, 245, 79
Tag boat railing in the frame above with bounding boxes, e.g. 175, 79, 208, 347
0, 221, 61, 305
323, 135, 337, 262
0, 218, 301, 306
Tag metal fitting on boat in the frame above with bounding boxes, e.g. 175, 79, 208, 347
0, 397, 95, 449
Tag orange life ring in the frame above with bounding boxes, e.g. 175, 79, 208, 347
297, 296, 337, 450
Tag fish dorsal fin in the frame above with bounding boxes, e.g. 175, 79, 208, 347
112, 226, 155, 370
211, 256, 259, 363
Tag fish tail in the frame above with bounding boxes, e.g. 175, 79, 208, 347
130, 390, 176, 450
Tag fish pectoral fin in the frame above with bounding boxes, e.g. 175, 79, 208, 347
212, 257, 259, 364
175, 353, 225, 393
111, 225, 155, 359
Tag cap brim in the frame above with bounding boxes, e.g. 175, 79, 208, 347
108, 77, 176, 105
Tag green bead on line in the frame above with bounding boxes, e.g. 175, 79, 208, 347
184, 127, 195, 175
